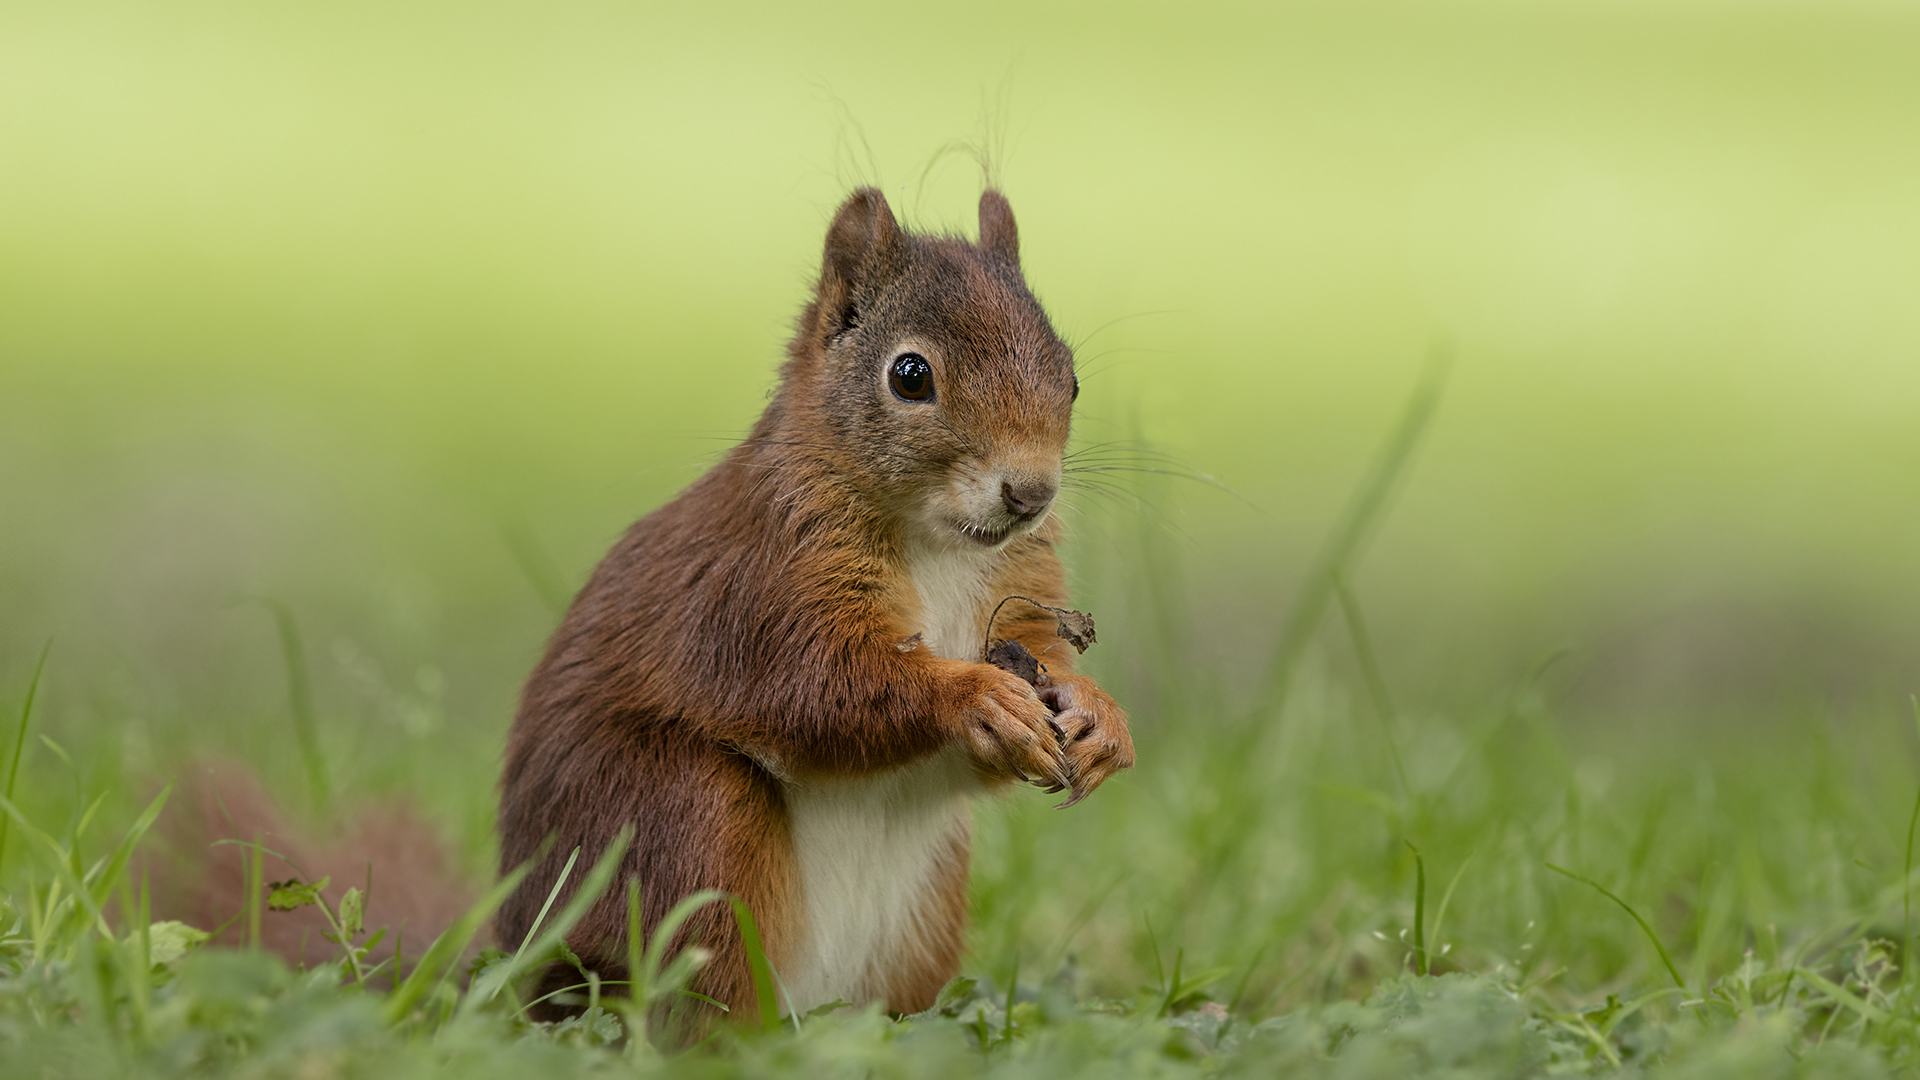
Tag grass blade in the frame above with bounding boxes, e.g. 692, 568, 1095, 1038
1406, 841, 1428, 976
730, 895, 781, 1030
1427, 850, 1475, 966
514, 846, 581, 964
0, 640, 53, 877
84, 783, 172, 913
641, 887, 729, 986
1798, 968, 1890, 1025
500, 516, 575, 618
1596, 987, 1687, 1039
1906, 695, 1920, 989
625, 878, 645, 1003
1546, 863, 1687, 993
246, 833, 264, 950
249, 599, 330, 815
1338, 572, 1411, 802
384, 861, 531, 1026
1261, 345, 1450, 715
1, 784, 166, 943
0, 792, 114, 941
462, 826, 633, 1016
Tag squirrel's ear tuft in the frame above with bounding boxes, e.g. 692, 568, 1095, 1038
817, 188, 905, 339
978, 190, 1019, 265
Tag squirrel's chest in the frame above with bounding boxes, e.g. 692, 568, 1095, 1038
904, 547, 997, 661
773, 549, 996, 1012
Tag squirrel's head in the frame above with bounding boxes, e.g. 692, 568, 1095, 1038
786, 187, 1077, 553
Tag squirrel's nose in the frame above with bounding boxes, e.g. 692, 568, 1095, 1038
1001, 480, 1056, 520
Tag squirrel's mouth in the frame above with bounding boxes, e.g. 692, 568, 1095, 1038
954, 519, 1014, 547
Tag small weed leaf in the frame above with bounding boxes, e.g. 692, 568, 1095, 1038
931, 976, 981, 1017
556, 938, 589, 978
551, 1004, 623, 1046
1167, 1000, 1232, 1051
1051, 609, 1097, 653
336, 886, 365, 939
466, 946, 510, 983
139, 920, 210, 968
462, 948, 514, 1007
980, 596, 1098, 660
266, 877, 329, 912
1357, 974, 1556, 1073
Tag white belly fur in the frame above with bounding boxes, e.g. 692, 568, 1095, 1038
778, 543, 994, 1014
780, 750, 975, 1013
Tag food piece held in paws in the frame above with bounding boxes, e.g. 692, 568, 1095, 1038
985, 638, 1047, 687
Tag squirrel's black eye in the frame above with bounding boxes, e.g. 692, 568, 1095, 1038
888, 353, 934, 402
1071, 374, 1080, 401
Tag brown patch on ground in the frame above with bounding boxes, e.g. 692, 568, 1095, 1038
144, 758, 477, 974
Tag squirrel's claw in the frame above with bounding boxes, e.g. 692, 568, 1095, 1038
1040, 674, 1133, 809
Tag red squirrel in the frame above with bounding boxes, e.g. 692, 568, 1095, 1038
495, 188, 1135, 1020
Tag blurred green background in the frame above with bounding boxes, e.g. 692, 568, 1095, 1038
5, 0, 1920, 864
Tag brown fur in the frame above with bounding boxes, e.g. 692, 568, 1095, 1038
497, 188, 1134, 1022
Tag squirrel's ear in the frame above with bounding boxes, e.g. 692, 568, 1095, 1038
816, 187, 905, 340
978, 189, 1019, 265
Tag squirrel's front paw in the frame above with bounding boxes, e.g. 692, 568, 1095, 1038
1037, 675, 1134, 808
953, 668, 1072, 790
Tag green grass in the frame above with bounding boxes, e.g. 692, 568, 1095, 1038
7, 382, 1920, 1077
9, 0, 1920, 1074
7, 612, 1920, 1077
